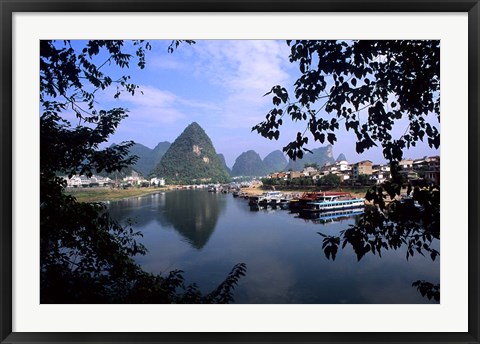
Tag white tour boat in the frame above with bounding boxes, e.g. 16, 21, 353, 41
248, 191, 283, 207
301, 193, 365, 213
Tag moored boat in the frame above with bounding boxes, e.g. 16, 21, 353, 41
288, 191, 321, 211
289, 191, 352, 211
248, 191, 283, 207
207, 184, 218, 192
300, 193, 365, 214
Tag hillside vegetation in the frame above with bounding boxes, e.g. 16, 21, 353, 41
152, 122, 231, 184
231, 150, 269, 177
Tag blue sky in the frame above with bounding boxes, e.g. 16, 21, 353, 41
86, 40, 439, 168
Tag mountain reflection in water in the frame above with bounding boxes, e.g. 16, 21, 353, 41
108, 189, 226, 249
160, 190, 226, 248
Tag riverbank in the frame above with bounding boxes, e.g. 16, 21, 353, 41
239, 186, 370, 199
64, 186, 174, 203
66, 185, 399, 203
238, 186, 408, 205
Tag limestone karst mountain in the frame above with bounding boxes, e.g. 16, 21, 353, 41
217, 153, 232, 176
152, 122, 231, 184
336, 153, 347, 162
231, 150, 269, 177
263, 150, 288, 173
128, 141, 171, 176
284, 144, 336, 171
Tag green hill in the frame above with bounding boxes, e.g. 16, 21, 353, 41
152, 122, 231, 184
128, 141, 170, 176
231, 150, 269, 177
217, 153, 232, 175
152, 141, 171, 165
102, 141, 171, 178
263, 150, 288, 173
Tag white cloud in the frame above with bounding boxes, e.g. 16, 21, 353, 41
113, 84, 221, 125
188, 40, 294, 129
111, 40, 297, 155
149, 53, 185, 71
99, 40, 439, 164
125, 86, 185, 124
177, 98, 222, 112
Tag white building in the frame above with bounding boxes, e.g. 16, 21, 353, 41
302, 166, 318, 176
399, 159, 414, 169
150, 177, 165, 186
335, 160, 350, 171
63, 175, 111, 187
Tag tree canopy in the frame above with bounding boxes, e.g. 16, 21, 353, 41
40, 40, 245, 303
318, 173, 341, 187
253, 40, 440, 164
254, 40, 440, 301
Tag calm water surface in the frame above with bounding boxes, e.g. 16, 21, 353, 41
108, 189, 439, 304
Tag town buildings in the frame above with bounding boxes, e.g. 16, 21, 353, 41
62, 155, 440, 188
62, 175, 112, 188
265, 156, 440, 186
62, 173, 165, 188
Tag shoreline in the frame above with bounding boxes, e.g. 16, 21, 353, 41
238, 186, 369, 199
237, 186, 405, 205
65, 185, 401, 203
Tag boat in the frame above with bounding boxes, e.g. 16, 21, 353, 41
289, 191, 352, 211
300, 193, 365, 214
248, 191, 283, 207
278, 198, 291, 209
288, 191, 322, 211
248, 195, 263, 206
266, 193, 288, 207
207, 184, 222, 193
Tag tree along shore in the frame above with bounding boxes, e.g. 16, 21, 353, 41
64, 186, 173, 203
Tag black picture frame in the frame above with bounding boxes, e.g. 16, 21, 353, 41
1, 1, 479, 343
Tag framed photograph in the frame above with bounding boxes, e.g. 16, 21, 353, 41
1, 1, 479, 343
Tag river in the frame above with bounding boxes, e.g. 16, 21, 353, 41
107, 189, 439, 304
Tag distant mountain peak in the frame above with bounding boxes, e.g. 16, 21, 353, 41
284, 145, 336, 171
336, 153, 347, 162
263, 150, 288, 173
217, 153, 232, 175
185, 122, 203, 132
152, 123, 230, 184
104, 141, 171, 177
231, 150, 268, 177
153, 141, 171, 150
